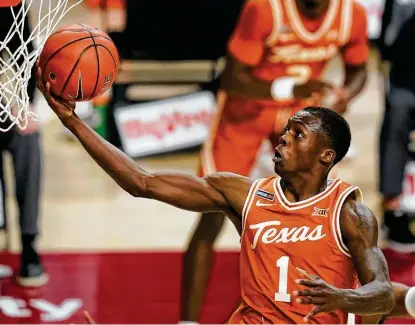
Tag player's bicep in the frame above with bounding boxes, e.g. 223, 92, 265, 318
144, 172, 231, 213
228, 0, 273, 66
340, 200, 390, 285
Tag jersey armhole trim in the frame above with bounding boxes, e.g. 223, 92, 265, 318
241, 178, 263, 236
332, 186, 362, 258
339, 0, 353, 45
266, 0, 282, 46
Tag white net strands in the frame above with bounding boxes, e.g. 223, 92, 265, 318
0, 0, 82, 131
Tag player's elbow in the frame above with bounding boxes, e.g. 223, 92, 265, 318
128, 174, 153, 198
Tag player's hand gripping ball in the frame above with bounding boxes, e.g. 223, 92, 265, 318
38, 23, 120, 102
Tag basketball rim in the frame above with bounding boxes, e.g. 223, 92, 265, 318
0, 0, 21, 7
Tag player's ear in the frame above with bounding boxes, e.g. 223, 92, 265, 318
320, 148, 336, 165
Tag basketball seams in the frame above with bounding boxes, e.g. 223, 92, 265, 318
41, 36, 113, 68
40, 25, 118, 101
83, 28, 101, 99
48, 27, 113, 42
59, 44, 95, 98
95, 45, 117, 67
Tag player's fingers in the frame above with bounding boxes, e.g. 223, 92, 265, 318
44, 82, 61, 109
84, 310, 96, 324
304, 305, 323, 322
296, 296, 325, 305
295, 267, 317, 280
36, 67, 44, 92
319, 81, 334, 90
295, 279, 323, 288
294, 288, 324, 297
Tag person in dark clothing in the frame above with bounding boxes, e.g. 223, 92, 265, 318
377, 0, 415, 251
0, 3, 47, 287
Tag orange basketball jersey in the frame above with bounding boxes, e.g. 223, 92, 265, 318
228, 0, 368, 84
229, 176, 362, 324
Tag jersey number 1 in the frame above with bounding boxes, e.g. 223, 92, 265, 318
275, 256, 291, 302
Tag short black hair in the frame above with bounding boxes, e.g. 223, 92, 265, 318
302, 106, 351, 165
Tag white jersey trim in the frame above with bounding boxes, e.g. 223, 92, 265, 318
266, 0, 283, 46
339, 0, 353, 44
286, 0, 339, 43
241, 179, 263, 236
274, 177, 342, 210
332, 186, 363, 258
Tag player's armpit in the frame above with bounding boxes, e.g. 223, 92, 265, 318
144, 171, 253, 216
339, 198, 395, 315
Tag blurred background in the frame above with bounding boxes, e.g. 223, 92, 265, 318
0, 0, 414, 323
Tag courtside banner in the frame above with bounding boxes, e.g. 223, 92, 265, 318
114, 91, 216, 158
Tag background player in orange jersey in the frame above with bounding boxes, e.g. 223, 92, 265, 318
183, 0, 369, 321
37, 62, 393, 324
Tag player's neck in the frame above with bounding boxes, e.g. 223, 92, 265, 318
280, 174, 328, 203
295, 0, 330, 19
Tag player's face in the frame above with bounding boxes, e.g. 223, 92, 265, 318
273, 111, 324, 175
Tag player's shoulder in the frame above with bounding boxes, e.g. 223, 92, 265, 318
242, 0, 273, 14
351, 0, 367, 22
341, 195, 377, 230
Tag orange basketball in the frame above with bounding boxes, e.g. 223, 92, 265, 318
39, 24, 120, 102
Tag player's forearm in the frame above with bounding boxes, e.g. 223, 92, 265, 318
341, 280, 394, 315
63, 114, 149, 197
388, 283, 413, 318
343, 64, 367, 101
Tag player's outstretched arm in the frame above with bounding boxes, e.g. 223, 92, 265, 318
36, 67, 252, 230
338, 198, 394, 314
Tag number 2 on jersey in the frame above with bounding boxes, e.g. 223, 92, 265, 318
275, 256, 291, 302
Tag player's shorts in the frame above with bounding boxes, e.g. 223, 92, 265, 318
198, 91, 305, 176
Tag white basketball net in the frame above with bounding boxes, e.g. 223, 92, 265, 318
0, 0, 82, 131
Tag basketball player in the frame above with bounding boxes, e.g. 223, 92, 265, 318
184, 0, 369, 320
37, 63, 391, 322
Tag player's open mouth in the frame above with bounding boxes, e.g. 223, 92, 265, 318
273, 150, 283, 163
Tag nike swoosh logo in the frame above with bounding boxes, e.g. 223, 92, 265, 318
68, 70, 84, 100
256, 200, 275, 207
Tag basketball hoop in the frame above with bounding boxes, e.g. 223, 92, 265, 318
0, 0, 82, 131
